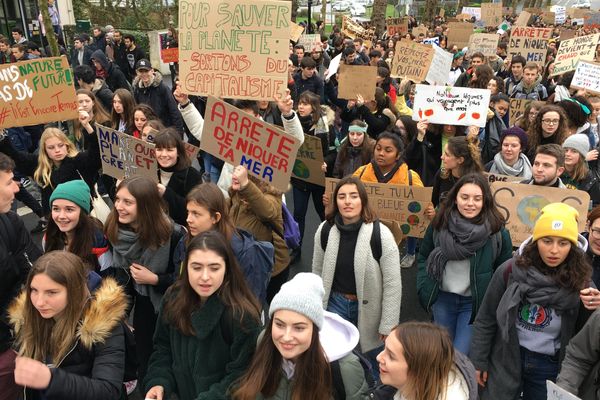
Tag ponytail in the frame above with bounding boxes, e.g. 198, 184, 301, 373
442, 136, 483, 179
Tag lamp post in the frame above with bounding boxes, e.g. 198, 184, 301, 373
307, 0, 313, 33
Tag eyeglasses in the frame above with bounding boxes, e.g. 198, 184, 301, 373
542, 119, 560, 125
591, 228, 600, 239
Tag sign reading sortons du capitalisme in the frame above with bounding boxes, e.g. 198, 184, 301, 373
0, 57, 78, 128
200, 96, 301, 191
178, 0, 291, 100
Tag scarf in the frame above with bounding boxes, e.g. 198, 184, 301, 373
111, 228, 172, 312
496, 260, 580, 342
371, 160, 402, 183
490, 152, 533, 179
426, 210, 491, 283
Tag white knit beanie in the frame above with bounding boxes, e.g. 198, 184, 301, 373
562, 134, 590, 158
269, 273, 325, 330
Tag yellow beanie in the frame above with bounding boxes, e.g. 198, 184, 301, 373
532, 203, 579, 245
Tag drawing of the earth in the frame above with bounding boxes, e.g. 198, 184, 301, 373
516, 196, 549, 228
293, 160, 310, 178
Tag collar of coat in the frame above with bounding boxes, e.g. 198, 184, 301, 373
9, 277, 127, 350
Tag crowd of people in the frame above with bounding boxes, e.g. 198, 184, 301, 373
1, 7, 600, 400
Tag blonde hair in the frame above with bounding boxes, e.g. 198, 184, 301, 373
34, 128, 79, 188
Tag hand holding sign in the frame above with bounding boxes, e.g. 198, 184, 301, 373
173, 84, 189, 105
275, 89, 294, 117
231, 165, 249, 191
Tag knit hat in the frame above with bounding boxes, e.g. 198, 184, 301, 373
500, 126, 528, 150
49, 180, 91, 214
532, 203, 579, 245
562, 134, 590, 158
269, 273, 325, 330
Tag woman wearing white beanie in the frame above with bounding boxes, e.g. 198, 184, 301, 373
561, 134, 600, 206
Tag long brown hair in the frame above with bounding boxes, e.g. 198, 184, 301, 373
335, 120, 375, 172
186, 183, 236, 241
527, 105, 569, 152
325, 176, 376, 223
74, 89, 110, 140
441, 136, 482, 179
154, 128, 191, 170
232, 318, 332, 400
564, 149, 589, 182
104, 176, 172, 249
469, 64, 494, 89
13, 251, 90, 363
163, 231, 261, 336
298, 91, 324, 126
110, 88, 136, 133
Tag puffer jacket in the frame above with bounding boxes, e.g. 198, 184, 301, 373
132, 71, 183, 132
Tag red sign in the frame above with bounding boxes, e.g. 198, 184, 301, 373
161, 48, 178, 63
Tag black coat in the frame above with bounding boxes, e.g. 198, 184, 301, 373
133, 72, 183, 132
405, 131, 442, 187
91, 49, 131, 93
161, 166, 202, 226
70, 46, 93, 67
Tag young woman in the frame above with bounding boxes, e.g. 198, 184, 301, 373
110, 88, 136, 134
417, 173, 513, 354
526, 104, 569, 162
132, 104, 159, 139
470, 203, 592, 400
376, 67, 397, 104
487, 76, 505, 95
313, 176, 401, 375
105, 176, 185, 383
9, 251, 127, 400
448, 52, 465, 86
469, 65, 495, 90
373, 322, 478, 400
558, 96, 593, 137
478, 93, 509, 164
561, 134, 600, 205
341, 88, 398, 139
154, 128, 202, 226
333, 120, 375, 179
485, 127, 532, 179
232, 273, 368, 400
73, 89, 111, 150
144, 231, 262, 400
516, 101, 545, 133
141, 119, 165, 142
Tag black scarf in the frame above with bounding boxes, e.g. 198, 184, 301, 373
371, 160, 402, 183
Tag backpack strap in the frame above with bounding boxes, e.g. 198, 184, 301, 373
330, 359, 346, 400
358, 165, 367, 179
491, 231, 502, 263
320, 222, 333, 252
370, 220, 382, 263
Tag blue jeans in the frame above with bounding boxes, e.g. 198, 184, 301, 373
292, 184, 325, 243
202, 154, 221, 183
520, 346, 559, 400
406, 237, 417, 255
432, 291, 473, 355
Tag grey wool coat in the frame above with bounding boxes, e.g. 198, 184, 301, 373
312, 220, 402, 352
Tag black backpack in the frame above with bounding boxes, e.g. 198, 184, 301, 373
320, 219, 382, 263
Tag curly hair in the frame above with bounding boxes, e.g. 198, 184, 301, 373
527, 105, 569, 156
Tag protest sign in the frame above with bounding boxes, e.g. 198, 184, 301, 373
490, 181, 589, 245
570, 8, 592, 19
425, 45, 452, 85
412, 26, 428, 37
290, 21, 304, 42
412, 85, 491, 128
573, 18, 585, 26
178, 0, 290, 100
292, 134, 325, 186
481, 3, 503, 26
160, 48, 178, 63
200, 96, 301, 191
338, 64, 378, 101
467, 33, 500, 57
584, 12, 600, 28
508, 26, 552, 66
559, 29, 576, 41
325, 178, 433, 238
0, 57, 78, 129
96, 124, 158, 182
484, 172, 522, 183
515, 11, 531, 26
448, 22, 474, 49
423, 37, 440, 46
546, 381, 581, 400
523, 7, 542, 14
386, 17, 409, 36
571, 60, 600, 95
462, 7, 481, 20
184, 142, 200, 160
552, 33, 600, 76
342, 16, 375, 45
541, 11, 555, 25
439, 8, 445, 17
326, 53, 341, 80
297, 34, 321, 51
553, 6, 566, 24
390, 39, 435, 82
509, 98, 531, 127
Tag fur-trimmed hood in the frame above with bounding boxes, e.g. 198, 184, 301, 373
9, 277, 127, 350
132, 70, 164, 90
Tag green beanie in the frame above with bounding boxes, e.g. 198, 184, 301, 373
49, 180, 91, 214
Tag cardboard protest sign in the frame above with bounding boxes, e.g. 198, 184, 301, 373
490, 181, 589, 245
297, 34, 321, 52
178, 0, 291, 100
515, 11, 531, 26
552, 33, 600, 76
412, 85, 491, 128
0, 57, 78, 128
337, 64, 378, 101
484, 172, 522, 183
584, 12, 600, 28
462, 7, 481, 20
326, 53, 341, 81
481, 2, 503, 26
509, 98, 531, 127
160, 48, 178, 63
290, 21, 304, 42
541, 12, 555, 25
412, 26, 428, 38
547, 381, 581, 400
559, 29, 577, 41
425, 45, 452, 85
553, 6, 566, 24
391, 39, 435, 82
573, 18, 585, 26
325, 178, 433, 238
448, 22, 474, 49
96, 124, 158, 182
570, 8, 592, 19
467, 33, 500, 57
386, 17, 409, 36
292, 134, 325, 186
571, 60, 600, 95
508, 27, 552, 66
439, 8, 445, 18
342, 16, 375, 45
200, 96, 301, 191
184, 142, 200, 160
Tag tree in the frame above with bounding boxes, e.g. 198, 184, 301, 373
38, 0, 59, 56
371, 0, 388, 36
424, 0, 438, 23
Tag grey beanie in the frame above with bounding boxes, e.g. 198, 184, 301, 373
269, 273, 325, 330
562, 134, 590, 158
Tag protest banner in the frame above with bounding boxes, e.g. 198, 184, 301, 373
338, 64, 378, 101
570, 8, 592, 19
541, 11, 555, 25
481, 2, 503, 26
390, 39, 435, 82
552, 33, 600, 76
326, 53, 341, 80
467, 33, 500, 57
559, 29, 577, 41
184, 142, 200, 160
523, 7, 542, 14
571, 60, 600, 95
342, 16, 375, 46
292, 134, 325, 186
573, 18, 585, 26
290, 21, 304, 42
96, 124, 158, 182
462, 7, 481, 20
484, 172, 522, 184
0, 57, 78, 129
178, 0, 290, 100
547, 381, 581, 400
325, 178, 433, 238
160, 48, 178, 63
423, 37, 440, 46
439, 8, 445, 17
448, 22, 474, 49
297, 34, 321, 51
515, 11, 531, 26
412, 85, 491, 128
585, 13, 600, 29
200, 96, 301, 191
386, 17, 409, 36
508, 26, 552, 66
509, 98, 531, 127
490, 181, 589, 245
425, 45, 452, 85
412, 26, 427, 37
553, 6, 566, 24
